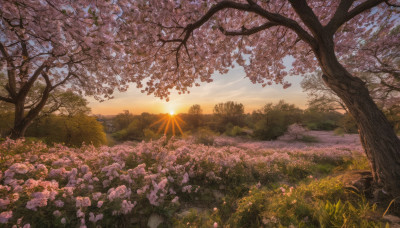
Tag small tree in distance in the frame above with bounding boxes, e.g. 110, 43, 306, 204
213, 101, 244, 132
187, 104, 203, 130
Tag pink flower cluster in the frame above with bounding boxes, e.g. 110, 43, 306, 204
0, 135, 364, 226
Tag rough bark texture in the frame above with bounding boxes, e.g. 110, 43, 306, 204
9, 79, 51, 139
316, 36, 400, 197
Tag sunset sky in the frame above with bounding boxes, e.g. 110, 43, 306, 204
88, 58, 309, 115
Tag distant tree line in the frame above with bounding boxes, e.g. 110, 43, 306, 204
104, 98, 400, 142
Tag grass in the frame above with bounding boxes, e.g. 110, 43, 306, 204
0, 137, 391, 227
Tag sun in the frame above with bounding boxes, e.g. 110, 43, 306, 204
149, 111, 185, 136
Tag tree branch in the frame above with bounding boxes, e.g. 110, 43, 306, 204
18, 63, 47, 99
0, 42, 17, 98
51, 72, 73, 90
325, 0, 356, 34
0, 95, 14, 103
162, 0, 317, 69
331, 0, 385, 32
245, 2, 317, 46
385, 0, 400, 7
288, 0, 324, 37
219, 22, 278, 36
24, 72, 52, 123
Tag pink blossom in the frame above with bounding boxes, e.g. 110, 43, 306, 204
92, 192, 102, 201
9, 163, 29, 174
171, 196, 179, 204
0, 211, 12, 223
26, 198, 47, 211
54, 200, 64, 208
0, 198, 10, 208
76, 197, 91, 207
53, 210, 61, 217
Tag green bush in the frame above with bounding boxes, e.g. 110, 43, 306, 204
252, 101, 303, 140
225, 126, 244, 137
338, 114, 358, 133
26, 114, 107, 147
194, 128, 217, 145
300, 135, 319, 143
144, 128, 159, 141
333, 127, 345, 136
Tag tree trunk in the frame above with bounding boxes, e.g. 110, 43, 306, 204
10, 98, 29, 139
317, 40, 400, 197
9, 84, 51, 139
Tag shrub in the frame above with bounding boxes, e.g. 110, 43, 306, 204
225, 126, 245, 137
253, 101, 303, 140
286, 124, 308, 140
194, 128, 217, 145
333, 127, 345, 136
26, 114, 107, 147
338, 114, 358, 133
144, 128, 159, 141
300, 135, 320, 143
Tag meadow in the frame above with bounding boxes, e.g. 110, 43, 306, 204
0, 131, 393, 227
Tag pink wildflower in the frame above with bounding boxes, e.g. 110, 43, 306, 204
0, 211, 12, 223
171, 196, 179, 204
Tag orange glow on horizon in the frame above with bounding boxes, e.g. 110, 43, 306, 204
150, 113, 185, 136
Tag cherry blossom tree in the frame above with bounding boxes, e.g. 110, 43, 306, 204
0, 0, 130, 138
302, 26, 399, 112
122, 0, 400, 197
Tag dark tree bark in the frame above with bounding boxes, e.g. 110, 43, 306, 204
8, 73, 52, 139
316, 36, 400, 197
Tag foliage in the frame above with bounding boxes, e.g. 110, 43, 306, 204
193, 128, 217, 145
338, 114, 359, 134
299, 135, 320, 143
253, 100, 303, 140
187, 104, 203, 130
0, 136, 387, 227
213, 101, 245, 132
112, 110, 135, 132
0, 1, 132, 137
225, 126, 246, 137
302, 108, 342, 131
25, 114, 107, 147
334, 127, 345, 136
111, 112, 159, 141
117, 0, 400, 196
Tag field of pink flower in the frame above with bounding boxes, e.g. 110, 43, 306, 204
0, 133, 373, 227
